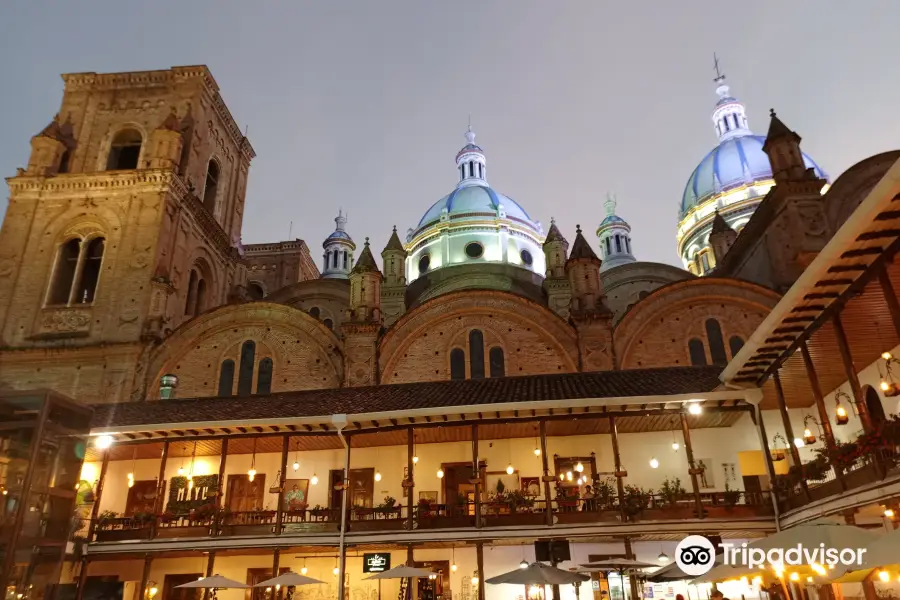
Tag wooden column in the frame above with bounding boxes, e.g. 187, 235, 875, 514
608, 416, 626, 520
406, 428, 415, 531
680, 413, 705, 518
539, 420, 553, 526
475, 542, 485, 600
74, 558, 90, 600
272, 547, 281, 577
833, 313, 873, 432
774, 372, 810, 500
754, 406, 778, 503
624, 538, 639, 600
801, 343, 847, 490
275, 435, 289, 535
202, 551, 216, 600
879, 267, 900, 339
86, 449, 111, 542
214, 438, 229, 508
153, 441, 170, 515
472, 424, 481, 528
138, 555, 153, 600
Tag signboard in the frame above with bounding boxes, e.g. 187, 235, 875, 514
363, 553, 391, 574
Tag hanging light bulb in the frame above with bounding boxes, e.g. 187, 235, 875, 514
804, 428, 816, 445
671, 441, 680, 451
375, 471, 382, 482
884, 352, 894, 361
301, 567, 308, 576
688, 403, 702, 415
177, 466, 185, 476
649, 457, 660, 469
451, 564, 458, 573
471, 575, 479, 586
534, 447, 541, 456
559, 473, 565, 481
506, 464, 514, 475
293, 460, 300, 472
885, 508, 895, 518
575, 462, 584, 473
836, 403, 849, 425
248, 438, 258, 481
437, 469, 444, 479
412, 456, 419, 464
658, 551, 669, 563
248, 468, 257, 482
128, 475, 135, 488
519, 560, 529, 569
333, 567, 340, 576
311, 474, 319, 485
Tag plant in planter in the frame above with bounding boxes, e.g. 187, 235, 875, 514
623, 485, 651, 518
377, 496, 398, 516
594, 478, 616, 509
506, 489, 535, 513
417, 498, 433, 518
723, 483, 741, 507
97, 510, 118, 530
659, 477, 686, 507
132, 511, 155, 527
158, 511, 177, 525
309, 504, 327, 518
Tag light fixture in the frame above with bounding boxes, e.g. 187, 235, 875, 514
520, 560, 529, 569
248, 468, 256, 482
178, 466, 185, 476
806, 577, 814, 583
148, 586, 158, 599
506, 464, 514, 475
835, 391, 850, 425
292, 438, 300, 472
311, 474, 319, 485
128, 473, 135, 488
412, 456, 419, 464
789, 572, 799, 582
333, 567, 340, 576
793, 438, 805, 448
566, 471, 573, 481
688, 403, 702, 415
471, 575, 479, 586
649, 457, 659, 469
658, 551, 669, 563
375, 471, 382, 482
95, 434, 114, 449
804, 428, 816, 445
451, 564, 457, 572
127, 446, 137, 488
559, 473, 565, 481
534, 447, 541, 457
437, 469, 444, 479
301, 567, 308, 575
752, 576, 762, 587
884, 352, 893, 360
293, 460, 300, 472
575, 462, 584, 473
885, 508, 895, 518
671, 441, 680, 451
249, 438, 258, 481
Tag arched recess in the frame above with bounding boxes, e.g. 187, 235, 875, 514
862, 385, 887, 425
99, 124, 147, 171
614, 278, 780, 370
379, 290, 579, 384
149, 302, 343, 399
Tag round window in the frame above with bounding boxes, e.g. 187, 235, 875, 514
465, 242, 484, 259
418, 254, 431, 274
520, 249, 534, 266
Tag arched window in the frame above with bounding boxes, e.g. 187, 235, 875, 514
203, 160, 220, 213
323, 318, 333, 330
688, 339, 707, 366
48, 239, 81, 305
58, 150, 71, 174
864, 386, 887, 425
469, 330, 485, 379
247, 283, 264, 300
75, 238, 105, 304
342, 252, 348, 269
489, 347, 505, 378
332, 252, 338, 269
705, 319, 728, 365
729, 335, 745, 359
237, 341, 256, 396
195, 278, 207, 314
450, 348, 466, 380
309, 307, 320, 319
106, 129, 142, 170
218, 360, 235, 397
615, 235, 622, 253
257, 358, 273, 395
184, 270, 198, 316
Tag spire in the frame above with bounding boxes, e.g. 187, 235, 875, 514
711, 210, 734, 235
568, 225, 601, 262
456, 120, 487, 188
764, 108, 800, 144
543, 217, 569, 248
383, 225, 406, 253
596, 193, 636, 272
335, 209, 348, 232
351, 238, 380, 275
604, 192, 617, 217
709, 55, 751, 142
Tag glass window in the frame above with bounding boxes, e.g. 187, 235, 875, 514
706, 319, 728, 365
489, 347, 505, 378
218, 360, 235, 396
48, 239, 80, 305
688, 339, 707, 366
257, 358, 273, 395
450, 348, 466, 380
237, 340, 256, 396
469, 330, 485, 379
106, 129, 142, 170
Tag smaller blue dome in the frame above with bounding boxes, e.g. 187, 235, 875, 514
326, 230, 352, 242
599, 214, 626, 227
416, 184, 537, 231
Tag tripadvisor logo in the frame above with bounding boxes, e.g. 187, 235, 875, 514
675, 535, 869, 577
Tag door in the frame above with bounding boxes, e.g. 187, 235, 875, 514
742, 475, 763, 505
163, 574, 202, 600
348, 468, 375, 508
227, 473, 266, 513
329, 470, 343, 509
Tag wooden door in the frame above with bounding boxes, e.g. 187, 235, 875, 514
125, 480, 163, 516
348, 468, 374, 508
329, 470, 343, 509
163, 573, 202, 600
227, 474, 266, 512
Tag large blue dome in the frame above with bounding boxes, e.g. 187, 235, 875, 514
415, 184, 537, 231
680, 134, 827, 217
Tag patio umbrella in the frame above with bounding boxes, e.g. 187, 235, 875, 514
580, 560, 659, 570
363, 564, 436, 580
252, 572, 326, 587
176, 575, 249, 589
747, 518, 879, 552
486, 562, 589, 586
854, 527, 900, 571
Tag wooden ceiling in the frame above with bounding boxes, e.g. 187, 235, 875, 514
87, 410, 746, 462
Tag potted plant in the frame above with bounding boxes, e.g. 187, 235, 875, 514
623, 485, 651, 519
723, 483, 741, 507
417, 498, 433, 519
595, 477, 617, 509
97, 510, 118, 531
659, 477, 686, 507
376, 496, 398, 517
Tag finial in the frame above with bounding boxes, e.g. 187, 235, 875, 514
364, 237, 370, 246
713, 53, 725, 82
465, 115, 476, 145
550, 216, 556, 225
770, 108, 777, 118
392, 225, 397, 232
576, 224, 582, 234
605, 192, 617, 216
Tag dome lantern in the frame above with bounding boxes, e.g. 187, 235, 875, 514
321, 210, 356, 280
595, 193, 636, 272
456, 122, 487, 188
711, 55, 752, 143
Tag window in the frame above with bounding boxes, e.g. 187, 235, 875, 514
469, 330, 485, 379
688, 339, 707, 366
48, 239, 81, 305
465, 242, 484, 259
605, 238, 612, 256
76, 238, 105, 303
332, 251, 338, 269
705, 319, 728, 365
184, 270, 198, 316
418, 254, 431, 274
699, 251, 710, 273
195, 279, 207, 314
520, 249, 533, 266
728, 335, 745, 358
203, 160, 220, 213
58, 150, 70, 174
257, 358, 273, 395
309, 307, 320, 319
615, 235, 622, 253
625, 237, 631, 254
247, 283, 264, 300
450, 348, 466, 380
106, 129, 142, 170
218, 360, 235, 396
323, 318, 333, 330
489, 347, 505, 378
237, 341, 256, 396
342, 251, 348, 269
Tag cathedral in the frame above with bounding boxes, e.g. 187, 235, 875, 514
2, 64, 900, 600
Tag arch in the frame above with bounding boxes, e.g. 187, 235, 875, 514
247, 282, 265, 301
688, 339, 707, 366
705, 318, 728, 365
195, 278, 208, 314
450, 348, 466, 380
106, 128, 143, 170
489, 347, 505, 378
237, 340, 256, 396
729, 335, 745, 358
257, 357, 274, 395
218, 359, 235, 397
184, 270, 199, 315
203, 159, 221, 214
469, 330, 485, 379
309, 307, 321, 319
47, 238, 81, 305
323, 318, 333, 330
863, 385, 887, 425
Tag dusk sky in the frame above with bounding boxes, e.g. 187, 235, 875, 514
1, 2, 898, 268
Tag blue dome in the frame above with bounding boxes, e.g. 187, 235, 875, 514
326, 230, 352, 242
416, 184, 536, 230
681, 134, 827, 217
599, 214, 627, 227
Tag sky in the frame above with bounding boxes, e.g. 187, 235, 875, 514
1, 2, 898, 268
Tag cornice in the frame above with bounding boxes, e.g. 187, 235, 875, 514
6, 169, 186, 195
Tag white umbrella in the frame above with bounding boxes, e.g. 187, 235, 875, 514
486, 562, 589, 585
252, 572, 326, 587
364, 565, 436, 580
690, 562, 763, 584
580, 560, 658, 570
176, 575, 249, 589
748, 518, 879, 552
855, 527, 900, 570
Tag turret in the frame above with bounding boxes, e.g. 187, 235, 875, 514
566, 225, 609, 318
322, 211, 356, 279
762, 109, 815, 184
381, 226, 407, 327
347, 238, 382, 323
342, 238, 382, 387
542, 218, 572, 320
26, 114, 74, 176
147, 109, 184, 170
709, 210, 737, 265
596, 193, 636, 272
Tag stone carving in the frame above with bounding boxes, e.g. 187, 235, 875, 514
39, 308, 92, 335
130, 246, 153, 270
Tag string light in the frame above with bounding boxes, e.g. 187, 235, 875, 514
506, 464, 514, 475
649, 457, 659, 469
437, 469, 444, 479
311, 474, 319, 485
375, 471, 382, 482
